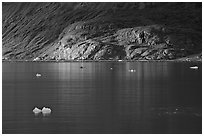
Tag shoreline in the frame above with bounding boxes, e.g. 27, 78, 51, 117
2, 60, 202, 63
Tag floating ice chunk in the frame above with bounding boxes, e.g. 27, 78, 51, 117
190, 66, 198, 69
42, 107, 51, 114
33, 107, 41, 114
36, 73, 41, 77
129, 69, 136, 72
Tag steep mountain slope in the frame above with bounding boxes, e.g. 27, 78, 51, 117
2, 2, 202, 61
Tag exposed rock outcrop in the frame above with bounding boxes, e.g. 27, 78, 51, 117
2, 2, 202, 61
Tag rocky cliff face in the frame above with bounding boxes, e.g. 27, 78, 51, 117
2, 2, 202, 61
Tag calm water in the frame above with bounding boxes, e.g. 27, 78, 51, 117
2, 61, 202, 134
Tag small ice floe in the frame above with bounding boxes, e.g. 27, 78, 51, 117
129, 69, 136, 72
42, 107, 51, 114
36, 73, 41, 77
33, 107, 41, 114
33, 107, 51, 116
190, 66, 198, 69
80, 66, 84, 69
151, 107, 202, 117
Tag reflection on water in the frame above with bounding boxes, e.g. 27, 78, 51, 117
3, 62, 202, 134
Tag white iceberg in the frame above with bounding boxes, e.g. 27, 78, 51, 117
42, 107, 51, 114
33, 107, 41, 114
36, 73, 41, 77
190, 66, 198, 69
129, 69, 136, 72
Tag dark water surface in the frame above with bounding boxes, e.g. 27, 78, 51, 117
2, 62, 202, 134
